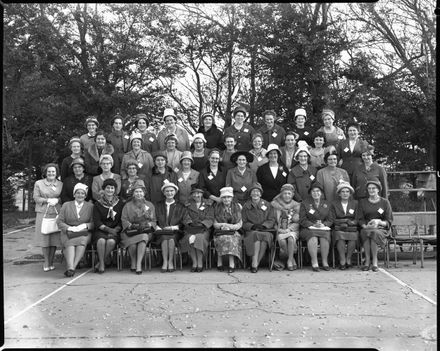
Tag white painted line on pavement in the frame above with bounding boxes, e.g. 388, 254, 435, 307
3, 226, 35, 235
4, 268, 92, 325
380, 268, 437, 306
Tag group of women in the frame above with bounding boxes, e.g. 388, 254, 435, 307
33, 107, 393, 276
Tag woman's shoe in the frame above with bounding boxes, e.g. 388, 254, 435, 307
345, 263, 353, 269
65, 269, 75, 277
196, 267, 203, 273
322, 266, 330, 271
130, 268, 136, 272
190, 267, 197, 272
362, 265, 370, 271
217, 265, 224, 272
371, 266, 379, 272
98, 269, 105, 274
160, 268, 167, 273
251, 267, 258, 273
312, 266, 320, 272
287, 265, 297, 271
168, 268, 175, 273
43, 266, 50, 272
136, 270, 142, 275
339, 265, 346, 270
228, 267, 235, 273
49, 265, 55, 271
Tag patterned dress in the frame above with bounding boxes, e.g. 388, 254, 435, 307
120, 199, 156, 248
213, 202, 243, 261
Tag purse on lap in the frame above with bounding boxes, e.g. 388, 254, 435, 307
66, 230, 88, 239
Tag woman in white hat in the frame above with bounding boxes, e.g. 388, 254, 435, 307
164, 134, 183, 172
329, 181, 359, 270
80, 115, 99, 151
287, 108, 314, 146
180, 185, 214, 272
316, 151, 350, 203
242, 183, 276, 273
223, 106, 256, 151
60, 157, 93, 204
157, 108, 190, 151
287, 142, 317, 202
213, 187, 243, 273
120, 132, 154, 182
248, 133, 269, 173
176, 151, 200, 204
256, 144, 290, 202
91, 155, 121, 201
226, 150, 257, 205
197, 111, 224, 151
84, 130, 117, 176
198, 149, 227, 204
316, 109, 345, 148
60, 137, 83, 181
154, 180, 186, 272
121, 180, 156, 274
130, 113, 159, 154
145, 151, 178, 205
57, 183, 94, 277
191, 133, 210, 172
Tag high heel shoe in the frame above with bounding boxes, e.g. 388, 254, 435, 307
43, 266, 50, 272
196, 267, 203, 273
217, 265, 224, 272
312, 266, 320, 272
190, 267, 197, 272
228, 266, 235, 273
136, 270, 142, 275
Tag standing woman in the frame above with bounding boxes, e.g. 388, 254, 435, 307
310, 132, 334, 170
121, 180, 156, 274
352, 144, 388, 200
223, 106, 255, 151
299, 182, 333, 271
248, 133, 268, 173
329, 181, 359, 270
356, 180, 393, 272
33, 163, 63, 271
84, 130, 117, 176
257, 144, 290, 202
198, 149, 227, 205
80, 116, 99, 151
226, 150, 257, 205
258, 110, 286, 149
60, 137, 83, 181
280, 132, 299, 171
181, 186, 214, 272
164, 134, 183, 173
120, 132, 154, 182
287, 143, 317, 202
91, 155, 121, 202
176, 151, 200, 204
191, 133, 210, 172
60, 157, 93, 204
221, 135, 238, 171
120, 161, 140, 203
316, 151, 350, 203
197, 111, 224, 151
336, 122, 367, 181
145, 152, 178, 205
316, 109, 345, 148
157, 108, 190, 151
287, 108, 314, 146
271, 184, 301, 270
57, 183, 94, 277
213, 187, 243, 273
92, 179, 123, 273
242, 183, 276, 273
154, 181, 186, 272
131, 113, 159, 154
107, 114, 130, 175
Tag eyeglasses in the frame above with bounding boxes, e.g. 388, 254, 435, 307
194, 141, 203, 144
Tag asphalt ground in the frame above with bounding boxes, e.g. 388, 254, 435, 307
2, 226, 437, 349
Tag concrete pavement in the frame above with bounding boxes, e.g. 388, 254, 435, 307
2, 226, 437, 349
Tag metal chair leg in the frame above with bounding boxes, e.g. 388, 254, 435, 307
420, 239, 424, 268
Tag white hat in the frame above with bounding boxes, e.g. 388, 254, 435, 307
192, 133, 207, 144
266, 144, 281, 157
294, 108, 307, 120
73, 183, 89, 196
336, 180, 354, 194
99, 154, 114, 166
163, 108, 177, 121
161, 179, 179, 193
130, 132, 143, 144
219, 187, 234, 198
294, 142, 311, 160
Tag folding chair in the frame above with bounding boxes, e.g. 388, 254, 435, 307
330, 233, 362, 268
270, 236, 301, 271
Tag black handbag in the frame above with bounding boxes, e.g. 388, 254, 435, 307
66, 230, 88, 239
125, 228, 140, 237
214, 229, 236, 236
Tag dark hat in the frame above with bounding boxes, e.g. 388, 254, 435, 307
230, 150, 254, 164
153, 151, 168, 161
248, 182, 263, 195
70, 157, 86, 169
366, 179, 382, 192
102, 178, 118, 190
233, 106, 247, 117
165, 133, 179, 144
134, 113, 149, 129
308, 181, 324, 194
190, 184, 204, 194
131, 179, 147, 194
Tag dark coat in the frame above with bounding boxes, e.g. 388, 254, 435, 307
223, 123, 256, 151
258, 124, 286, 149
256, 162, 290, 202
155, 201, 187, 229
241, 199, 276, 231
299, 198, 332, 228
183, 200, 215, 229
352, 162, 388, 200
287, 164, 318, 202
145, 167, 178, 205
198, 165, 227, 199
93, 198, 124, 230
198, 124, 225, 151
329, 199, 359, 230
107, 131, 130, 174
84, 143, 117, 176
336, 138, 368, 179
60, 174, 93, 204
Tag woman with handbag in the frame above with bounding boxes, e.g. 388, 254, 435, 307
57, 183, 94, 277
213, 187, 243, 273
33, 163, 63, 272
92, 178, 124, 274
121, 180, 157, 274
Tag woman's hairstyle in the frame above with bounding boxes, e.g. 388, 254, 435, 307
324, 150, 338, 163
312, 131, 327, 146
94, 130, 107, 141
346, 121, 360, 133
42, 163, 60, 178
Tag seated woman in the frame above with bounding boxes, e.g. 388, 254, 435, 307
84, 130, 117, 176
242, 183, 276, 273
121, 180, 156, 274
176, 151, 200, 204
356, 179, 393, 272
191, 133, 210, 172
154, 181, 186, 273
120, 161, 141, 203
92, 178, 123, 273
57, 183, 94, 277
226, 150, 257, 205
91, 155, 121, 202
271, 184, 301, 270
213, 187, 243, 273
60, 157, 93, 204
329, 181, 359, 270
181, 186, 214, 272
299, 182, 332, 272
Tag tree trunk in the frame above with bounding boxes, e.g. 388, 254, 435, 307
249, 49, 256, 126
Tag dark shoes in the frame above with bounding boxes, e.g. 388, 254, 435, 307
322, 266, 330, 271
217, 265, 224, 272
251, 267, 258, 273
312, 266, 320, 272
371, 266, 379, 272
196, 267, 203, 273
228, 267, 235, 273
362, 265, 370, 271
346, 263, 353, 269
130, 268, 136, 273
136, 270, 142, 275
64, 269, 75, 277
339, 265, 346, 270
191, 267, 197, 272
287, 265, 297, 271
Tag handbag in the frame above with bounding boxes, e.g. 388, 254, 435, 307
125, 228, 140, 237
214, 229, 236, 236
66, 230, 89, 239
41, 206, 60, 235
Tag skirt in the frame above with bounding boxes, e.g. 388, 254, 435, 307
180, 229, 210, 254
120, 232, 152, 248
153, 231, 181, 246
277, 231, 299, 242
35, 212, 61, 248
93, 229, 121, 245
360, 228, 389, 249
333, 230, 359, 242
214, 232, 242, 261
299, 228, 331, 242
60, 230, 92, 248
243, 230, 274, 256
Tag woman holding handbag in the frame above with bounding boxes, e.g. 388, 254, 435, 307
33, 163, 63, 272
57, 183, 94, 277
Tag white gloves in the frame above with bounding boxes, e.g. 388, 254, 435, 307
47, 198, 59, 206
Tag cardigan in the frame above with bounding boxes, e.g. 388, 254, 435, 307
84, 143, 117, 176
226, 167, 257, 204
258, 123, 286, 149
256, 162, 290, 202
223, 122, 256, 151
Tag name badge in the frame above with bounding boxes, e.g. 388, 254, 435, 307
241, 186, 247, 192
378, 208, 384, 214
124, 135, 129, 139
304, 131, 309, 136
344, 147, 349, 152
178, 177, 183, 183
145, 205, 149, 211
256, 156, 262, 162
208, 174, 214, 180
199, 206, 205, 211
348, 209, 354, 214
338, 135, 344, 140
282, 171, 287, 177
272, 132, 278, 138
243, 128, 249, 133
261, 204, 267, 211
309, 209, 315, 214
309, 175, 315, 181
138, 162, 143, 168
149, 137, 155, 142
174, 167, 180, 173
